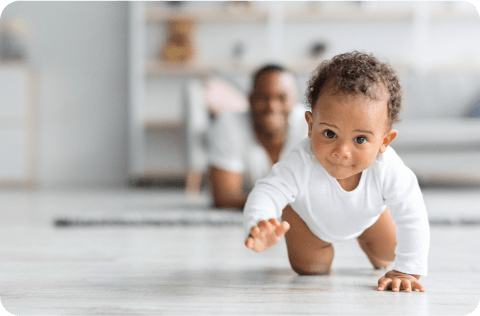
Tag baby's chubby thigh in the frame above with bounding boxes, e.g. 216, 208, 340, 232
282, 205, 334, 275
356, 206, 397, 263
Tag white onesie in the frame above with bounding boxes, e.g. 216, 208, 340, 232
244, 137, 430, 276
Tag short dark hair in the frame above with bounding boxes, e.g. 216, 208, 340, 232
306, 51, 403, 125
252, 64, 286, 90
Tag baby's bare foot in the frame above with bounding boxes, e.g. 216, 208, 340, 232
245, 219, 290, 252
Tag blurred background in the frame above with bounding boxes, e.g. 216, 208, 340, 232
0, 1, 479, 192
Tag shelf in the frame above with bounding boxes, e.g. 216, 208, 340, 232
430, 10, 480, 21
285, 8, 414, 22
145, 61, 211, 77
427, 63, 480, 74
145, 61, 258, 76
145, 60, 480, 76
144, 118, 184, 130
288, 61, 416, 74
144, 60, 413, 76
141, 168, 188, 179
145, 7, 268, 23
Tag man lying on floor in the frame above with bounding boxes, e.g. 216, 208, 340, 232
208, 65, 308, 209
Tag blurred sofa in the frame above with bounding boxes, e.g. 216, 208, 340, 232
390, 72, 480, 186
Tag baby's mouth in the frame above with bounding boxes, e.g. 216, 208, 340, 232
328, 160, 352, 168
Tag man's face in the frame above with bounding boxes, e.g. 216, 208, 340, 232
249, 72, 297, 137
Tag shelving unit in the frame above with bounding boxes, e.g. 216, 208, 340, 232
128, 2, 276, 185
128, 1, 480, 186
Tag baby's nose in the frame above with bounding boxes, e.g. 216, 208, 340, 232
333, 141, 352, 159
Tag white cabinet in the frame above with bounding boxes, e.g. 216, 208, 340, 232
0, 64, 35, 185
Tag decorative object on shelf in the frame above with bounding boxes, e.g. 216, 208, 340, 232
167, 1, 185, 8
0, 17, 29, 62
360, 1, 378, 12
160, 19, 195, 62
343, 0, 365, 7
308, 1, 322, 13
226, 1, 252, 14
310, 42, 327, 60
231, 41, 246, 66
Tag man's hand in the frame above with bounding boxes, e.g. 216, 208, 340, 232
377, 270, 425, 292
245, 219, 290, 252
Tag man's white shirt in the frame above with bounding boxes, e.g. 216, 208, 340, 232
208, 105, 308, 191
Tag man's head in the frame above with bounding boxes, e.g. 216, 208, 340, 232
249, 65, 297, 138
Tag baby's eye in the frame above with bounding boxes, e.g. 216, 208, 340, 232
354, 136, 367, 144
323, 130, 336, 139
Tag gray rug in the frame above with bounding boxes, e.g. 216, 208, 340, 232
54, 206, 243, 227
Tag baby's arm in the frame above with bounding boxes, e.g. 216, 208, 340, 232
378, 150, 430, 290
245, 218, 290, 252
243, 141, 308, 252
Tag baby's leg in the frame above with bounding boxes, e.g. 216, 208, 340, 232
282, 205, 334, 275
357, 207, 397, 269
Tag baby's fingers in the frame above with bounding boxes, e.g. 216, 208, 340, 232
268, 218, 281, 227
258, 220, 274, 233
250, 225, 262, 239
401, 279, 412, 292
377, 277, 392, 291
392, 279, 402, 292
245, 236, 254, 249
276, 221, 290, 236
411, 281, 426, 292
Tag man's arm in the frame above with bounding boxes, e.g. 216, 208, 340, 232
210, 166, 247, 209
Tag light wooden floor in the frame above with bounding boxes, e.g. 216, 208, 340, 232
0, 188, 479, 315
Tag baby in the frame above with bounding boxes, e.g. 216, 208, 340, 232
243, 51, 430, 292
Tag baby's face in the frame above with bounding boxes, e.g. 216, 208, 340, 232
305, 86, 397, 182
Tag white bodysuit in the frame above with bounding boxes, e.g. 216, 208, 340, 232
244, 137, 430, 276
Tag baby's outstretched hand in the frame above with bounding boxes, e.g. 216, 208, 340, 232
245, 219, 290, 252
377, 270, 425, 292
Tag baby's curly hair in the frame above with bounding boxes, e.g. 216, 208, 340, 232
306, 51, 403, 126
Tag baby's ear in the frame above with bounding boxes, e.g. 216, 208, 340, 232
305, 111, 313, 138
379, 129, 398, 153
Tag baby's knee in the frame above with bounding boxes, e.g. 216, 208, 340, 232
288, 246, 333, 276
290, 260, 331, 275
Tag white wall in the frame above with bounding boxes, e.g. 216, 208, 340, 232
1, 2, 129, 187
